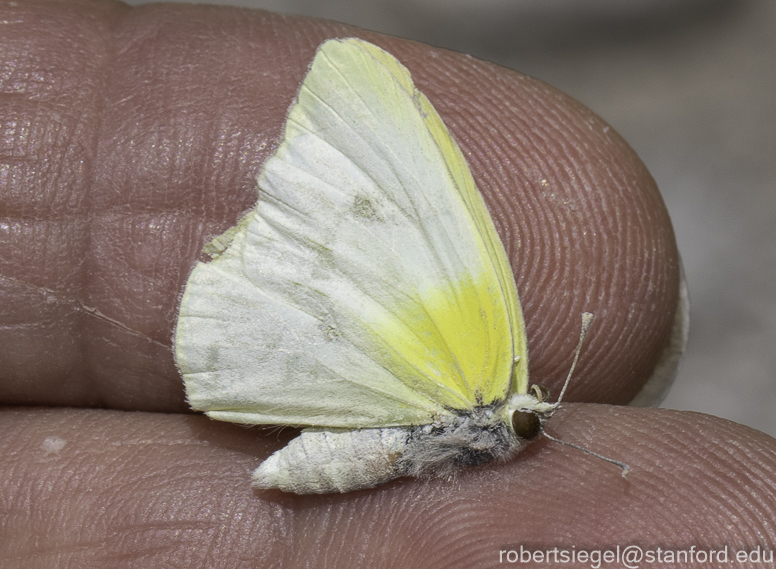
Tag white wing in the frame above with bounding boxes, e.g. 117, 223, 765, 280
175, 38, 521, 429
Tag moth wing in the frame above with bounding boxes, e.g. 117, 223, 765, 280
175, 38, 526, 429
396, 47, 529, 397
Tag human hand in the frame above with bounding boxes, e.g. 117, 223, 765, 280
2, 1, 774, 567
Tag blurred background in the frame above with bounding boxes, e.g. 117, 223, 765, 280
127, 0, 776, 437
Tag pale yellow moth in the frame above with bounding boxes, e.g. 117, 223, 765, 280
174, 38, 622, 494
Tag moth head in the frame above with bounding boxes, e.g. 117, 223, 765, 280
507, 385, 557, 440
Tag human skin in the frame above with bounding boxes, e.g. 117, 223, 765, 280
1, 1, 775, 567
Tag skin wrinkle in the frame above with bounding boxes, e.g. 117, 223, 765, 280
0, 271, 166, 347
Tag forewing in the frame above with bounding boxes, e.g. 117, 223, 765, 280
175, 38, 524, 429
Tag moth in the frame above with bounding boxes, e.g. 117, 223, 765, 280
174, 38, 627, 494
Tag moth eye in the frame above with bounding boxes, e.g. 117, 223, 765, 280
511, 410, 542, 439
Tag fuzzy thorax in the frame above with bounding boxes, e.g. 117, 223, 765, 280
402, 405, 522, 480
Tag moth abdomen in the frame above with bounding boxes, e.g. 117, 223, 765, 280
252, 427, 411, 494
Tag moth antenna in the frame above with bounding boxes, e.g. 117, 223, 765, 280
542, 312, 630, 478
556, 312, 594, 405
542, 431, 630, 478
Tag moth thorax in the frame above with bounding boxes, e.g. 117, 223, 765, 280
507, 387, 556, 440
402, 405, 519, 480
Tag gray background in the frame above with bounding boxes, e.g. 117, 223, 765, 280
128, 0, 776, 437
